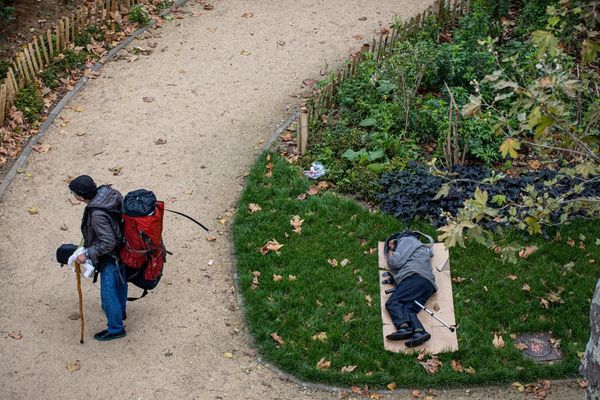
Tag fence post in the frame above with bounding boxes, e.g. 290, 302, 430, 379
32, 39, 43, 70
298, 105, 309, 155
22, 50, 36, 80
0, 83, 6, 126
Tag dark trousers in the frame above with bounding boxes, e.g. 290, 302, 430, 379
385, 274, 435, 331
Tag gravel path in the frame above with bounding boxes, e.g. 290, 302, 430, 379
0, 1, 584, 399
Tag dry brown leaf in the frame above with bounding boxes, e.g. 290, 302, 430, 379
202, 3, 214, 10
109, 166, 123, 176
288, 275, 296, 281
290, 215, 304, 233
206, 236, 217, 242
507, 274, 518, 281
270, 332, 285, 345
451, 359, 464, 372
307, 185, 320, 196
312, 331, 328, 342
248, 203, 262, 213
453, 276, 466, 284
265, 162, 273, 177
272, 274, 283, 282
341, 365, 357, 373
342, 312, 354, 323
6, 331, 23, 339
519, 246, 538, 259
567, 239, 575, 247
251, 271, 260, 289
528, 159, 541, 170
73, 105, 85, 112
464, 366, 476, 375
365, 295, 373, 307
492, 334, 506, 349
66, 361, 80, 372
32, 144, 51, 154
352, 34, 364, 40
351, 386, 362, 394
327, 259, 338, 267
419, 356, 442, 374
259, 239, 283, 255
370, 394, 383, 400
540, 297, 550, 309
514, 342, 528, 351
240, 50, 251, 56
143, 96, 155, 103
316, 357, 331, 369
340, 258, 350, 267
241, 11, 254, 18
386, 382, 397, 390
154, 138, 167, 145
297, 193, 307, 200
512, 382, 525, 393
411, 390, 422, 398
522, 283, 531, 292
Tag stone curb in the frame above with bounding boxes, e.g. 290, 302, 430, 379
0, 0, 188, 199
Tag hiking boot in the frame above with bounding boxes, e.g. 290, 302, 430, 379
94, 329, 126, 341
386, 327, 414, 341
405, 329, 431, 348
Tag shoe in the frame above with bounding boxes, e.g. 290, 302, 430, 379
386, 327, 414, 341
405, 329, 431, 348
94, 329, 126, 341
122, 311, 127, 321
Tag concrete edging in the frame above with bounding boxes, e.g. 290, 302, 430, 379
0, 0, 188, 200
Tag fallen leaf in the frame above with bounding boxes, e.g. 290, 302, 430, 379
280, 131, 293, 141
352, 34, 364, 40
302, 78, 317, 86
365, 295, 373, 307
528, 159, 541, 169
464, 366, 476, 375
453, 276, 466, 284
31, 143, 51, 154
451, 359, 464, 372
260, 239, 283, 255
411, 390, 422, 398
512, 382, 525, 393
202, 3, 214, 10
297, 193, 307, 200
277, 40, 286, 46
67, 312, 79, 320
419, 356, 442, 374
73, 106, 85, 112
223, 352, 233, 359
66, 361, 80, 372
270, 332, 285, 345
290, 215, 304, 233
251, 271, 260, 289
340, 258, 350, 267
416, 351, 426, 361
307, 185, 320, 196
272, 274, 283, 282
341, 365, 357, 373
540, 297, 550, 309
108, 166, 123, 176
7, 331, 23, 339
207, 26, 217, 32
143, 96, 155, 103
432, 303, 440, 311
567, 239, 575, 247
206, 236, 217, 242
28, 207, 39, 215
358, 16, 367, 21
386, 382, 397, 390
492, 334, 506, 349
241, 12, 254, 18
316, 357, 331, 369
248, 203, 262, 213
154, 138, 167, 145
240, 50, 251, 56
578, 380, 588, 389
312, 331, 328, 342
76, 131, 86, 136
288, 275, 296, 281
514, 341, 528, 351
327, 259, 338, 267
351, 386, 362, 394
370, 394, 383, 399
265, 162, 273, 177
342, 312, 354, 323
69, 198, 81, 205
550, 338, 561, 349
60, 223, 69, 231
519, 246, 538, 259
522, 283, 531, 292
507, 274, 518, 281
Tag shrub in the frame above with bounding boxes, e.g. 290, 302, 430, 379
56, 49, 88, 70
15, 82, 44, 123
40, 66, 60, 89
129, 4, 150, 25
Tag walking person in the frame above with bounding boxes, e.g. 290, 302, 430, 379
69, 175, 127, 341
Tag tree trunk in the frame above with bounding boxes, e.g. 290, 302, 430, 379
582, 279, 600, 400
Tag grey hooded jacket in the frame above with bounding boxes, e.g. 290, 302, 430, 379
386, 236, 437, 291
81, 185, 123, 267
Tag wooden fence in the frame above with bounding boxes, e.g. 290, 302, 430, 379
298, 0, 471, 153
0, 0, 149, 127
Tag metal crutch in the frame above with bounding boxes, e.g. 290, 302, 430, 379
413, 300, 455, 333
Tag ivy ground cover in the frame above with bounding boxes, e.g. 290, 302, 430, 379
233, 153, 598, 388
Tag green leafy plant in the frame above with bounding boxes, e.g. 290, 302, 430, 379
128, 4, 150, 25
15, 82, 44, 123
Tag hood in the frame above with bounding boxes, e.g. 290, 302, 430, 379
86, 185, 122, 213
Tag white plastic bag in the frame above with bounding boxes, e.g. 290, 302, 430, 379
303, 162, 326, 179
67, 247, 95, 278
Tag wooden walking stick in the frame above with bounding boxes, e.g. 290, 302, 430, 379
74, 262, 85, 343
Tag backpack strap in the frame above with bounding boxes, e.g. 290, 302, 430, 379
127, 289, 148, 301
411, 231, 434, 247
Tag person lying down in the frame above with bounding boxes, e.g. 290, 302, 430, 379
383, 232, 437, 347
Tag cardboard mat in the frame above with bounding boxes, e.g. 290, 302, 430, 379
379, 241, 459, 354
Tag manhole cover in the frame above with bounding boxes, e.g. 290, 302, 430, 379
515, 333, 562, 363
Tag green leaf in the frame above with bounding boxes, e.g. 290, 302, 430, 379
367, 149, 385, 161
359, 118, 377, 128
493, 92, 514, 103
532, 30, 559, 57
525, 216, 542, 235
499, 138, 521, 159
492, 194, 506, 206
366, 163, 386, 174
433, 183, 451, 200
582, 39, 600, 64
482, 70, 502, 83
473, 187, 488, 206
341, 148, 367, 161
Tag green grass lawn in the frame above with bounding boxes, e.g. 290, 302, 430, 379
233, 152, 598, 388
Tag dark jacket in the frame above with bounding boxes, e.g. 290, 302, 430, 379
81, 185, 123, 268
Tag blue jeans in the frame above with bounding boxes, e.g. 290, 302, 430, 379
100, 261, 128, 334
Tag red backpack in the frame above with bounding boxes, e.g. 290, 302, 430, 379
119, 190, 166, 298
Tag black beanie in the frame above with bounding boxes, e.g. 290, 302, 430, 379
69, 175, 97, 199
